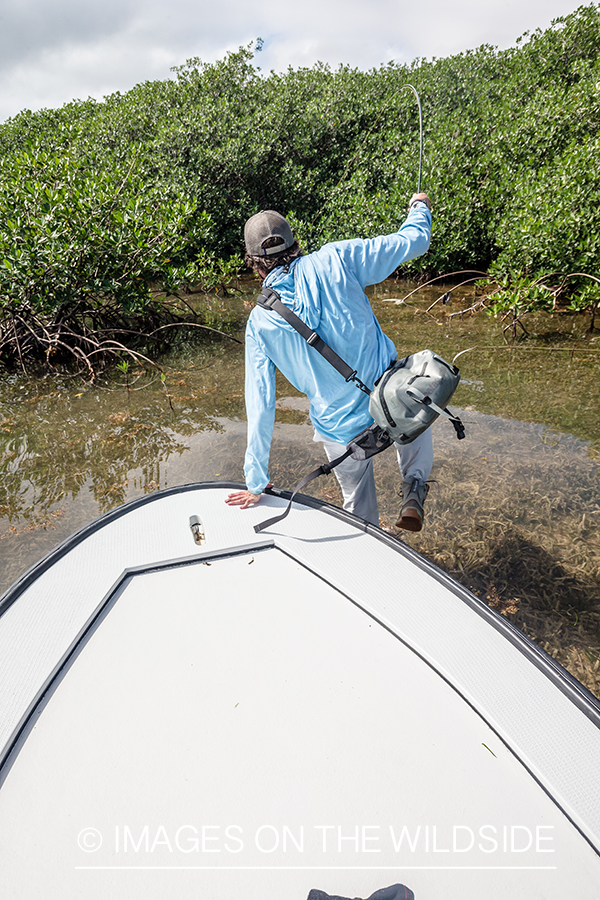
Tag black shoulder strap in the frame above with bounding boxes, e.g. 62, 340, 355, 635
254, 447, 352, 534
256, 287, 371, 395
253, 423, 392, 533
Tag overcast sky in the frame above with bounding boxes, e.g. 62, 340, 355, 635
0, 0, 589, 123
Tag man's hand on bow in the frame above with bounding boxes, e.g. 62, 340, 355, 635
225, 484, 273, 508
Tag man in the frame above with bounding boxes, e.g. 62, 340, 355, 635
226, 193, 433, 530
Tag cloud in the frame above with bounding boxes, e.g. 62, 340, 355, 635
1, 25, 176, 119
0, 0, 587, 123
0, 0, 139, 71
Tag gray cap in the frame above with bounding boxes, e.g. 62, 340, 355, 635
244, 210, 294, 257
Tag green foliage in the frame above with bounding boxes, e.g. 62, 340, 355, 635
1, 4, 600, 360
490, 135, 600, 275
0, 143, 216, 317
488, 272, 600, 333
488, 276, 556, 317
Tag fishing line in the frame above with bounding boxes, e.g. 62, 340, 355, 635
317, 81, 425, 229
334, 83, 424, 198
401, 83, 423, 194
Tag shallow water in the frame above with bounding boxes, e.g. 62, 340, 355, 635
1, 279, 599, 689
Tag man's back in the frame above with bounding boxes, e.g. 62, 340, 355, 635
246, 207, 431, 448
229, 198, 433, 523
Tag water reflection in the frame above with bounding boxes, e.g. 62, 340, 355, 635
0, 280, 598, 693
0, 384, 227, 519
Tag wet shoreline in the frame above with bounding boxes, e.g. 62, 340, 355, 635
1, 280, 599, 693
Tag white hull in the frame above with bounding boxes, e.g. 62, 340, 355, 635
0, 483, 599, 898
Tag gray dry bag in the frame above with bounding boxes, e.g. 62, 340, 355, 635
253, 289, 465, 533
370, 349, 465, 445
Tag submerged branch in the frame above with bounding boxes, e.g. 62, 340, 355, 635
447, 296, 493, 318
452, 345, 600, 364
0, 297, 243, 378
147, 321, 242, 343
426, 277, 498, 313
386, 270, 492, 306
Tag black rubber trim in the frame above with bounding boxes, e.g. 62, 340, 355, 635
2, 479, 599, 730
272, 542, 600, 860
0, 481, 245, 619
0, 540, 274, 787
376, 362, 401, 428
263, 486, 600, 729
1, 530, 599, 859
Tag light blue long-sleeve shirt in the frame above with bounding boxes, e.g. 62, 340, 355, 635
243, 204, 432, 494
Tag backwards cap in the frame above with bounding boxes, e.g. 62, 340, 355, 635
244, 210, 294, 257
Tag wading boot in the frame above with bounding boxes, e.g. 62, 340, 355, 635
396, 479, 429, 532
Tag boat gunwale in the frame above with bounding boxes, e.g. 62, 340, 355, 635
1, 480, 599, 729
1, 533, 600, 862
1, 490, 600, 859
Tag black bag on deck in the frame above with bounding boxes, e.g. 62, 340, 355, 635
307, 884, 415, 900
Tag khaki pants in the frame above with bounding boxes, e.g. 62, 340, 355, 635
316, 428, 433, 526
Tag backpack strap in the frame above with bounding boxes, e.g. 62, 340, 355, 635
254, 447, 352, 533
253, 424, 392, 533
405, 387, 466, 440
256, 287, 371, 395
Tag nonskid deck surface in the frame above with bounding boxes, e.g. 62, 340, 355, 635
0, 483, 599, 899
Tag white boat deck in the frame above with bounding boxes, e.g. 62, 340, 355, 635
0, 483, 599, 899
